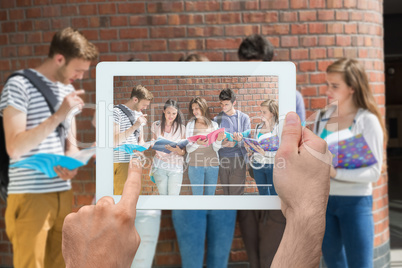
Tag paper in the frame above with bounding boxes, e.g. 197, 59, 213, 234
187, 128, 225, 146
152, 137, 189, 154
328, 134, 377, 169
114, 142, 151, 154
10, 147, 96, 178
244, 136, 279, 152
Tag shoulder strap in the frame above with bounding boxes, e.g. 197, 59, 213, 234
315, 109, 326, 134
115, 104, 136, 125
216, 111, 224, 127
6, 69, 66, 150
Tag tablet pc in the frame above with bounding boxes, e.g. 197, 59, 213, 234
96, 62, 295, 209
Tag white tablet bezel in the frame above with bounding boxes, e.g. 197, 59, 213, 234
96, 62, 295, 210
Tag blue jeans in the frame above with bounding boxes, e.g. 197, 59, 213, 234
172, 210, 237, 268
252, 163, 276, 195
322, 195, 374, 268
188, 166, 219, 195
153, 168, 183, 195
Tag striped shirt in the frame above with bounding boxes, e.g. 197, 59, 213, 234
113, 105, 141, 163
0, 69, 74, 194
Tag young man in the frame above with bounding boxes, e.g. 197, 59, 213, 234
113, 85, 153, 195
0, 27, 98, 267
214, 88, 251, 195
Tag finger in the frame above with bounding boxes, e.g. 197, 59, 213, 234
72, 89, 85, 96
96, 196, 115, 207
277, 112, 301, 157
299, 127, 332, 165
118, 159, 142, 216
142, 114, 148, 117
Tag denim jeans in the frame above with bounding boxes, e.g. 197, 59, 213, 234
251, 162, 276, 195
172, 210, 237, 268
188, 166, 219, 195
131, 211, 161, 268
322, 195, 374, 268
153, 168, 183, 195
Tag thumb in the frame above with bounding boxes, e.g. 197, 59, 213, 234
278, 112, 301, 157
72, 89, 85, 96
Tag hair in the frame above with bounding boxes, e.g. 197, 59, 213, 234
189, 97, 212, 126
48, 27, 99, 63
326, 58, 388, 144
219, 88, 236, 103
130, 85, 153, 101
238, 34, 274, 62
179, 54, 209, 62
260, 99, 279, 124
161, 99, 183, 135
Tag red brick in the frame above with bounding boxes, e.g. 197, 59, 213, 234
299, 61, 316, 72
318, 10, 334, 21
118, 3, 145, 14
205, 13, 242, 24
9, 9, 24, 20
336, 35, 352, 46
291, 49, 308, 60
111, 42, 129, 52
230, 250, 248, 262
42, 6, 60, 17
300, 11, 317, 21
34, 44, 49, 55
328, 23, 343, 34
0, 10, 6, 21
80, 30, 98, 41
336, 11, 349, 21
225, 25, 259, 36
262, 25, 290, 35
1, 22, 16, 33
345, 23, 358, 34
72, 18, 89, 29
281, 36, 299, 47
148, 2, 184, 13
261, 0, 289, 9
168, 14, 203, 25
185, 1, 220, 11
120, 28, 148, 39
328, 47, 344, 58
26, 8, 41, 18
130, 40, 167, 52
351, 11, 363, 21
110, 16, 128, 27
301, 36, 317, 47
1, 0, 15, 8
150, 27, 186, 38
310, 48, 327, 59
206, 38, 242, 50
169, 39, 204, 51
18, 46, 32, 57
16, 0, 31, 7
34, 20, 50, 31
26, 32, 42, 43
129, 15, 148, 26
280, 11, 297, 22
327, 0, 343, 8
310, 0, 325, 8
51, 18, 70, 29
318, 36, 335, 46
344, 0, 357, 8
149, 53, 183, 61
2, 47, 17, 57
79, 4, 97, 15
309, 23, 326, 34
99, 3, 116, 15
290, 0, 307, 8
345, 48, 358, 58
310, 97, 327, 108
301, 86, 318, 96
188, 26, 223, 37
10, 33, 25, 44
0, 35, 8, 46
291, 24, 308, 34
154, 255, 181, 266
223, 1, 258, 11
100, 29, 118, 40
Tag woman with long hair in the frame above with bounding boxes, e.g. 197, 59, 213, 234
314, 58, 386, 267
151, 99, 186, 195
186, 97, 225, 195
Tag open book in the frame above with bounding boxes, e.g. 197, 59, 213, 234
243, 133, 279, 152
187, 128, 225, 146
224, 129, 251, 141
114, 142, 151, 154
328, 134, 377, 169
152, 137, 189, 154
10, 147, 96, 178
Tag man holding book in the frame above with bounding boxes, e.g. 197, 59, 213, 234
0, 27, 98, 268
214, 88, 251, 195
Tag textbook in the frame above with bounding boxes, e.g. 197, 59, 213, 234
243, 135, 279, 152
187, 128, 225, 146
114, 142, 151, 154
328, 134, 377, 169
225, 129, 251, 142
152, 137, 189, 154
10, 147, 96, 178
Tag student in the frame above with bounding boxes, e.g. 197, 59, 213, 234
314, 58, 386, 268
113, 85, 152, 195
214, 88, 251, 195
0, 27, 98, 268
62, 112, 332, 268
151, 99, 186, 195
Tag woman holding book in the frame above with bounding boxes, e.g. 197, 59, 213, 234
314, 58, 386, 267
151, 99, 186, 195
185, 97, 225, 195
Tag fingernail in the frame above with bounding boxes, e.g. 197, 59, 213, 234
286, 112, 299, 125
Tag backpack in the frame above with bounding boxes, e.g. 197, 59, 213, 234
0, 69, 65, 204
114, 104, 141, 140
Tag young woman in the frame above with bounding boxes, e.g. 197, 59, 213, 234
246, 99, 279, 196
151, 99, 186, 195
314, 58, 386, 267
185, 97, 225, 195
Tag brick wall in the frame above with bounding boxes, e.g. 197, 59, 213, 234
0, 0, 387, 267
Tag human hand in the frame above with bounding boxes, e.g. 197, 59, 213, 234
196, 138, 209, 146
250, 143, 265, 155
274, 112, 331, 220
56, 90, 85, 120
54, 166, 78, 180
330, 166, 337, 178
222, 139, 236, 148
62, 158, 142, 268
217, 131, 226, 141
233, 132, 243, 141
134, 115, 148, 128
165, 144, 183, 154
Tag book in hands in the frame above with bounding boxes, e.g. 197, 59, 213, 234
114, 142, 151, 154
243, 135, 279, 152
152, 137, 189, 154
187, 128, 225, 146
10, 147, 96, 178
224, 129, 251, 142
328, 134, 377, 169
